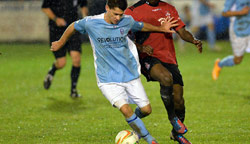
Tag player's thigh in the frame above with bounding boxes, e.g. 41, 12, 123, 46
231, 34, 249, 57
98, 83, 127, 107
125, 78, 150, 109
140, 56, 161, 81
162, 63, 184, 86
150, 63, 172, 81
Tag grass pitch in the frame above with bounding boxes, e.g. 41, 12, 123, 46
0, 41, 249, 144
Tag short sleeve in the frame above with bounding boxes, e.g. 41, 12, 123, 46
170, 6, 185, 31
74, 18, 88, 34
223, 0, 235, 12
129, 16, 144, 32
41, 0, 51, 8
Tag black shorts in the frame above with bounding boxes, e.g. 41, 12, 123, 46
140, 56, 184, 86
49, 26, 82, 58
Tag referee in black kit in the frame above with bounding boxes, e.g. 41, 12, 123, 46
42, 0, 88, 98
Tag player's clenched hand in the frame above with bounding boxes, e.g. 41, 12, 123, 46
161, 17, 179, 33
56, 17, 67, 27
193, 39, 202, 53
50, 41, 64, 51
142, 45, 153, 55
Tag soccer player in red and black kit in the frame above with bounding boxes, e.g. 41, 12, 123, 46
125, 0, 202, 143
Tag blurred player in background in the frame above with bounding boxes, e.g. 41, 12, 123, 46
125, 0, 202, 143
41, 0, 88, 98
177, 4, 192, 51
191, 0, 218, 51
212, 0, 250, 80
50, 0, 179, 143
87, 0, 106, 15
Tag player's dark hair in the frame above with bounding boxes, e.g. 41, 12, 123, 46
107, 0, 128, 11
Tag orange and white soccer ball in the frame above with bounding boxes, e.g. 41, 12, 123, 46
115, 130, 139, 144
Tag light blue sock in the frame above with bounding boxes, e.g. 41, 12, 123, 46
126, 113, 155, 143
219, 55, 235, 68
135, 107, 147, 119
207, 29, 215, 49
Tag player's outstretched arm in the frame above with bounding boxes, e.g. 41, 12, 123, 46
141, 17, 179, 33
51, 23, 76, 51
222, 6, 250, 17
177, 27, 202, 53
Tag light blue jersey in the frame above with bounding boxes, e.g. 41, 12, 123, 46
199, 0, 211, 16
223, 0, 250, 37
74, 13, 144, 83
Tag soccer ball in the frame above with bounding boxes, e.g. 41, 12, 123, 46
115, 130, 139, 144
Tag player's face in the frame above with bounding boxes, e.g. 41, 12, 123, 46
105, 5, 124, 24
147, 0, 160, 6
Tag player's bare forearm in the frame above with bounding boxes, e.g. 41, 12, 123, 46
59, 23, 76, 43
141, 18, 178, 33
42, 8, 57, 21
222, 7, 250, 17
177, 28, 194, 43
177, 28, 202, 53
51, 23, 76, 51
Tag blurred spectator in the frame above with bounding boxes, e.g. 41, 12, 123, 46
191, 0, 219, 51
182, 5, 191, 28
177, 4, 192, 51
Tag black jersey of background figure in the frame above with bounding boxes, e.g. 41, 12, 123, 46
42, 0, 87, 27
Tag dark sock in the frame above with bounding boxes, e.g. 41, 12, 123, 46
175, 108, 185, 123
135, 107, 147, 119
48, 63, 57, 76
160, 85, 175, 121
71, 66, 80, 91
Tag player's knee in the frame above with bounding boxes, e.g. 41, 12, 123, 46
159, 74, 173, 86
72, 57, 81, 67
234, 58, 242, 64
72, 61, 81, 67
56, 61, 66, 69
141, 107, 152, 116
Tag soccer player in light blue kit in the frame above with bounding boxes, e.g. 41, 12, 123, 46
50, 0, 179, 143
191, 0, 217, 51
212, 0, 250, 80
